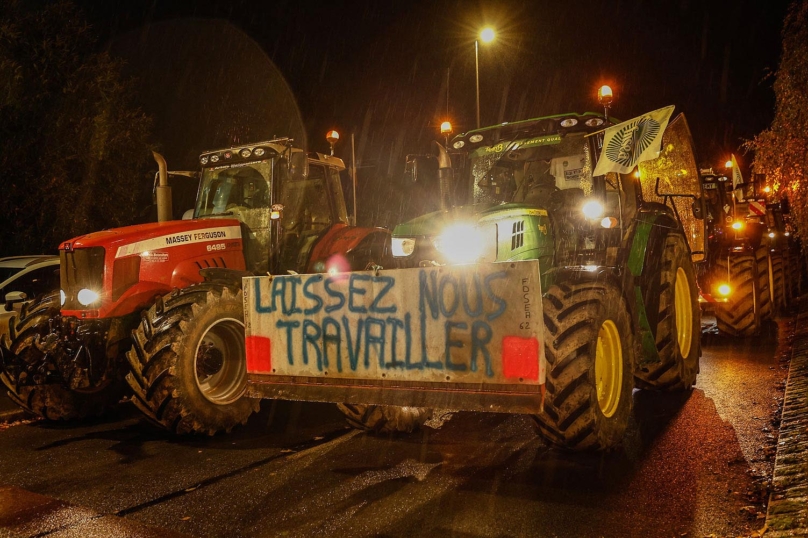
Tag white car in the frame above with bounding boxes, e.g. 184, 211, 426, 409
0, 256, 60, 340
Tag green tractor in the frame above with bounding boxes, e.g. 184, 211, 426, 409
364, 109, 706, 450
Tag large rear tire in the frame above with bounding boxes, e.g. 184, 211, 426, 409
769, 252, 787, 312
0, 291, 124, 420
756, 247, 773, 319
635, 234, 699, 390
715, 254, 760, 336
336, 403, 432, 434
125, 283, 259, 435
533, 280, 634, 451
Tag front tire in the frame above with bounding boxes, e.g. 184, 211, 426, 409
636, 234, 699, 390
534, 280, 634, 451
125, 283, 259, 435
0, 291, 124, 420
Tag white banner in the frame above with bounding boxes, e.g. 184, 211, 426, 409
244, 261, 545, 386
731, 153, 745, 201
593, 105, 675, 176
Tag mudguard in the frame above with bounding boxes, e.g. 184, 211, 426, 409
305, 224, 392, 273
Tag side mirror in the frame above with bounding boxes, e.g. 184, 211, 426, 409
4, 291, 27, 312
289, 152, 309, 181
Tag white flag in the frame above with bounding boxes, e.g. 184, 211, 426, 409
593, 105, 675, 176
731, 154, 744, 201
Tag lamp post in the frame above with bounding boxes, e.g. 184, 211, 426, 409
475, 27, 495, 129
597, 85, 613, 124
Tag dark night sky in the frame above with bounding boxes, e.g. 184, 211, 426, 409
76, 0, 790, 209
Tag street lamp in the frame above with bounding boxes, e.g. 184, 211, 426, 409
475, 27, 495, 129
598, 85, 613, 124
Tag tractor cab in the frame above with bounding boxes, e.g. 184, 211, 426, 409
194, 140, 350, 275
394, 111, 704, 284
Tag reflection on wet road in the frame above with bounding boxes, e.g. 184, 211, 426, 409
0, 318, 789, 537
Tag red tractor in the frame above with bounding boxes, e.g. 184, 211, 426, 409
1, 135, 391, 434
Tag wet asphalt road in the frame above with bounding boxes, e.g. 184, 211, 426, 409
0, 317, 791, 538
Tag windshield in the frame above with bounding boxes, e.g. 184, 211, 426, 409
467, 133, 593, 206
195, 160, 273, 218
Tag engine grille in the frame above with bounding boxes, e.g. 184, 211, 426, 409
60, 247, 105, 310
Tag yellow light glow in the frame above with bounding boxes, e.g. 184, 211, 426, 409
598, 85, 613, 100
633, 170, 641, 179
391, 237, 415, 257
718, 284, 731, 297
725, 160, 733, 169
77, 288, 100, 306
582, 200, 604, 219
763, 186, 771, 193
769, 232, 776, 238
731, 221, 743, 230
600, 217, 618, 229
440, 121, 452, 134
435, 223, 484, 264
326, 130, 340, 144
479, 27, 495, 43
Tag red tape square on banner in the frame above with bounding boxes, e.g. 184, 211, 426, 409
501, 336, 539, 381
246, 336, 271, 373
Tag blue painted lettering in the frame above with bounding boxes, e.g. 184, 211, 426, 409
484, 271, 508, 321
342, 315, 364, 371
460, 273, 484, 317
303, 275, 324, 315
324, 277, 345, 313
322, 317, 342, 372
444, 321, 467, 371
470, 320, 494, 377
364, 317, 386, 369
348, 274, 370, 314
369, 276, 397, 314
254, 278, 273, 313
439, 274, 460, 318
302, 319, 322, 369
276, 319, 300, 365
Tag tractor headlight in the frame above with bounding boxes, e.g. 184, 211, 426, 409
717, 284, 731, 297
77, 288, 100, 306
434, 223, 484, 264
391, 237, 416, 257
582, 200, 604, 219
731, 221, 743, 230
60, 290, 66, 306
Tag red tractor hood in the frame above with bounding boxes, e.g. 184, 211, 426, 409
60, 218, 243, 255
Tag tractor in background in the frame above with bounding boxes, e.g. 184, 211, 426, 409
698, 167, 800, 335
